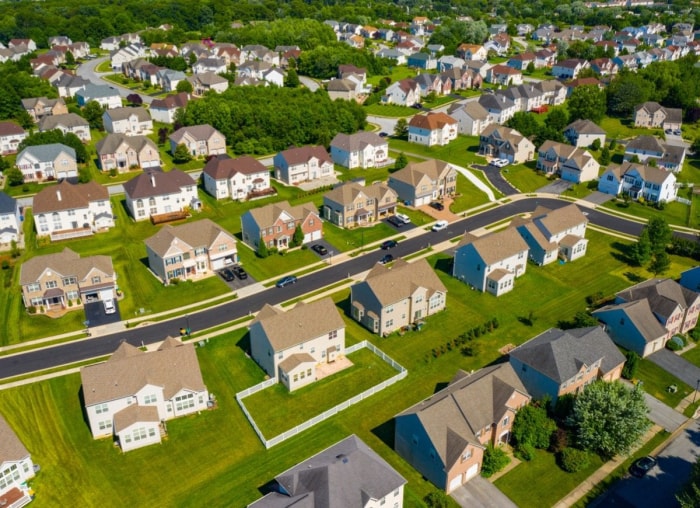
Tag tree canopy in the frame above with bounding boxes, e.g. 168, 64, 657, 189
568, 85, 606, 123
18, 130, 88, 164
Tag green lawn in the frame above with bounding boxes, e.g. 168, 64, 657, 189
322, 220, 399, 253
502, 163, 551, 193
366, 67, 417, 87
335, 163, 392, 184
95, 60, 112, 72
635, 357, 693, 407
244, 347, 399, 437
682, 344, 700, 367
236, 244, 322, 282
389, 135, 486, 167
363, 103, 416, 118
601, 191, 700, 229
599, 117, 664, 141
451, 173, 492, 212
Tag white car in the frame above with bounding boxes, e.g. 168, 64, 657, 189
432, 220, 448, 231
492, 159, 510, 168
103, 298, 116, 315
395, 213, 411, 224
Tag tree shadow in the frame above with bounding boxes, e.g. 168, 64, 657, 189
518, 316, 534, 327
610, 241, 634, 264
624, 271, 645, 284
434, 382, 449, 393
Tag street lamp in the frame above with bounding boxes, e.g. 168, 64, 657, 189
693, 379, 700, 405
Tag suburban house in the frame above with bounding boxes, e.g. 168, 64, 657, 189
511, 204, 589, 265
382, 78, 421, 106
680, 266, 700, 293
123, 169, 199, 222
20, 247, 116, 313
192, 57, 227, 75
598, 162, 677, 203
394, 363, 530, 493
33, 181, 114, 240
634, 101, 682, 130
594, 278, 700, 356
452, 228, 529, 296
149, 92, 189, 124
145, 219, 238, 284
54, 74, 91, 99
75, 83, 122, 109
15, 143, 77, 182
509, 327, 625, 401
249, 298, 345, 391
448, 102, 491, 136
407, 52, 437, 69
487, 64, 523, 86
0, 413, 36, 506
536, 140, 600, 183
477, 93, 517, 125
507, 52, 536, 71
407, 112, 458, 147
330, 132, 389, 169
322, 181, 398, 228
350, 258, 447, 336
273, 145, 334, 185
624, 135, 685, 172
564, 119, 607, 148
157, 69, 187, 92
240, 200, 322, 250
456, 43, 488, 61
187, 72, 229, 96
0, 192, 20, 246
102, 107, 153, 136
80, 338, 209, 452
21, 96, 68, 122
202, 155, 271, 200
551, 58, 589, 79
327, 78, 359, 101
38, 113, 91, 142
248, 435, 406, 507
169, 125, 226, 158
95, 134, 160, 172
0, 121, 26, 156
479, 125, 535, 164
388, 159, 457, 207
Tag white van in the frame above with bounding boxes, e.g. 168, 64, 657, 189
103, 299, 116, 314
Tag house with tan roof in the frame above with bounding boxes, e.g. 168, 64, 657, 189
149, 92, 189, 124
145, 218, 237, 283
202, 155, 271, 200
15, 143, 77, 183
407, 112, 457, 147
624, 135, 685, 172
21, 96, 68, 123
273, 145, 334, 185
322, 181, 397, 228
249, 298, 345, 391
394, 363, 530, 493
95, 134, 159, 172
456, 43, 487, 61
598, 161, 677, 203
0, 121, 26, 155
486, 64, 523, 86
388, 159, 457, 207
123, 169, 199, 221
479, 125, 535, 164
512, 204, 589, 265
80, 338, 209, 452
330, 132, 390, 169
453, 228, 528, 296
326, 78, 359, 101
33, 180, 114, 240
169, 124, 226, 158
536, 140, 600, 183
38, 112, 91, 142
593, 278, 700, 356
0, 413, 36, 505
20, 247, 116, 313
509, 327, 624, 401
634, 101, 682, 130
241, 200, 322, 250
103, 107, 153, 136
351, 258, 447, 336
448, 101, 491, 136
187, 71, 229, 96
564, 119, 607, 148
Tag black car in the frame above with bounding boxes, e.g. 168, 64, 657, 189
379, 131, 388, 137
232, 266, 248, 279
312, 244, 328, 255
379, 254, 394, 264
429, 201, 445, 211
219, 268, 235, 282
630, 456, 657, 478
381, 240, 398, 250
411, 103, 423, 109
387, 216, 404, 228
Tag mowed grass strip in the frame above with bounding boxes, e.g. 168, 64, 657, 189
244, 347, 400, 438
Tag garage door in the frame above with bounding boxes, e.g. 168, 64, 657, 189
142, 160, 160, 168
416, 196, 430, 207
211, 257, 225, 271
99, 289, 113, 301
465, 463, 479, 481
449, 473, 463, 492
305, 230, 322, 243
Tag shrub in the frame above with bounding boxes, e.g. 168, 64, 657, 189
622, 350, 640, 379
67, 299, 73, 307
516, 443, 536, 461
109, 168, 118, 177
461, 345, 474, 356
558, 448, 590, 473
481, 444, 511, 478
423, 491, 450, 508
169, 277, 181, 285
1, 260, 8, 270
550, 428, 569, 453
667, 337, 684, 351
28, 306, 36, 314
691, 327, 700, 342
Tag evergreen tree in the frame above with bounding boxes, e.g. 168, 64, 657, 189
172, 143, 192, 163
649, 250, 671, 276
285, 68, 300, 88
292, 224, 304, 247
393, 152, 408, 171
394, 118, 408, 138
629, 229, 652, 266
599, 146, 611, 165
257, 240, 269, 258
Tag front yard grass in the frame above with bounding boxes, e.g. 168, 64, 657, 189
244, 347, 399, 438
451, 172, 492, 212
322, 221, 398, 253
601, 192, 700, 229
363, 104, 415, 118
503, 163, 551, 193
682, 344, 700, 367
389, 135, 486, 168
599, 117, 664, 141
635, 357, 693, 407
236, 244, 321, 282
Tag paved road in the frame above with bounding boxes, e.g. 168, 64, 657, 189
451, 476, 517, 508
366, 114, 399, 135
76, 56, 155, 105
298, 75, 320, 92
649, 349, 700, 389
1, 197, 697, 379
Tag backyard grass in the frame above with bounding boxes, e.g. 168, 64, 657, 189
451, 173, 492, 212
335, 163, 392, 184
502, 163, 551, 193
389, 135, 486, 168
599, 117, 664, 141
366, 66, 417, 87
678, 157, 700, 186
635, 357, 693, 407
244, 347, 400, 437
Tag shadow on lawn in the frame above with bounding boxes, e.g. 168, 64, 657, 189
371, 418, 395, 450
610, 241, 635, 265
236, 331, 251, 356
433, 257, 453, 276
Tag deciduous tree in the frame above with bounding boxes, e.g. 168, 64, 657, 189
512, 404, 557, 449
568, 85, 606, 123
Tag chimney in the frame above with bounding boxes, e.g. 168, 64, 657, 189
150, 173, 156, 187
56, 190, 62, 201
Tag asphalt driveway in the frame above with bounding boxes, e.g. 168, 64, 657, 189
648, 349, 700, 389
473, 164, 519, 196
451, 476, 517, 508
84, 300, 121, 327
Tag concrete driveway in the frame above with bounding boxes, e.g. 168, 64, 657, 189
648, 349, 700, 389
584, 191, 615, 205
451, 476, 517, 508
536, 180, 572, 194
642, 390, 687, 433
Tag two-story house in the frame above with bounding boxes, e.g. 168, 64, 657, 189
0, 192, 20, 245
598, 162, 677, 203
456, 43, 488, 61
330, 132, 389, 169
95, 134, 160, 172
149, 92, 189, 124
394, 364, 530, 493
477, 93, 517, 125
21, 97, 68, 123
447, 101, 491, 136
536, 140, 600, 183
634, 101, 682, 130
407, 112, 458, 147
249, 298, 345, 391
20, 247, 116, 313
487, 64, 523, 86
479, 125, 535, 164
187, 72, 229, 96
202, 155, 271, 200
624, 135, 686, 172
453, 228, 529, 296
274, 145, 335, 185
381, 78, 421, 107
241, 200, 322, 250
102, 107, 153, 136
351, 258, 447, 336
551, 58, 589, 79
0, 121, 27, 155
33, 181, 113, 240
80, 338, 209, 452
509, 327, 625, 401
0, 413, 36, 506
75, 83, 123, 109
145, 219, 238, 283
388, 159, 457, 207
15, 143, 77, 182
322, 181, 397, 228
38, 113, 91, 142
169, 125, 226, 158
563, 119, 607, 148
123, 170, 199, 222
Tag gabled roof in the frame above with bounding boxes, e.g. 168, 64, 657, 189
593, 299, 669, 343
455, 227, 528, 265
408, 111, 457, 130
203, 155, 267, 180
76, 83, 120, 99
113, 404, 159, 433
510, 327, 625, 383
278, 146, 332, 166
246, 200, 318, 229
448, 101, 489, 121
617, 162, 673, 185
527, 204, 588, 238
324, 181, 395, 207
144, 218, 233, 257
95, 133, 157, 155
39, 113, 88, 131
170, 124, 222, 144
565, 119, 605, 135
390, 159, 453, 186
0, 191, 17, 215
123, 169, 195, 199
150, 92, 189, 111
0, 413, 30, 464
617, 278, 699, 316
20, 247, 114, 285
104, 107, 151, 122
627, 135, 664, 153
250, 298, 344, 352
0, 121, 25, 137
330, 132, 386, 151
33, 180, 109, 214
356, 258, 446, 307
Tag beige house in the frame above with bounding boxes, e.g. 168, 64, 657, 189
20, 247, 116, 313
95, 134, 160, 172
187, 72, 229, 96
323, 181, 398, 228
351, 258, 447, 336
274, 145, 335, 185
448, 101, 491, 136
249, 298, 346, 391
536, 140, 600, 183
16, 143, 77, 182
103, 107, 153, 136
634, 101, 682, 130
388, 159, 457, 207
144, 219, 238, 284
479, 125, 535, 164
169, 124, 226, 158
21, 96, 68, 122
38, 113, 91, 142
327, 78, 359, 101
240, 200, 323, 250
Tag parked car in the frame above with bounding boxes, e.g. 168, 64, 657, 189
379, 254, 394, 264
232, 266, 248, 279
379, 131, 388, 137
630, 456, 657, 478
219, 268, 235, 282
395, 213, 411, 224
490, 158, 509, 168
381, 240, 398, 250
311, 244, 328, 255
103, 298, 116, 315
432, 220, 448, 231
411, 103, 423, 109
276, 275, 298, 288
673, 129, 682, 136
429, 201, 444, 211
387, 215, 404, 228
665, 129, 673, 135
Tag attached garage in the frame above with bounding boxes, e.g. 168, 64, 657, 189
304, 230, 322, 243
142, 160, 160, 168
465, 463, 479, 481
99, 289, 114, 301
448, 473, 464, 493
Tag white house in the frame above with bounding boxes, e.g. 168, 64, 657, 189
169, 125, 226, 158
0, 121, 26, 155
103, 107, 153, 136
0, 191, 20, 246
274, 145, 335, 185
15, 143, 77, 182
448, 102, 491, 136
330, 132, 389, 169
202, 155, 271, 200
598, 162, 677, 203
75, 83, 122, 109
407, 112, 458, 147
39, 113, 91, 142
0, 413, 35, 505
123, 169, 199, 221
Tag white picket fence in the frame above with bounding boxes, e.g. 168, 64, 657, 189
235, 341, 407, 449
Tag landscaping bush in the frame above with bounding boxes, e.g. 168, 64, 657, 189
27, 306, 36, 314
1, 260, 8, 270
667, 337, 684, 351
622, 350, 640, 379
169, 277, 181, 285
516, 442, 535, 462
423, 491, 450, 508
549, 428, 569, 453
512, 404, 556, 449
481, 444, 511, 478
558, 447, 590, 473
691, 327, 700, 342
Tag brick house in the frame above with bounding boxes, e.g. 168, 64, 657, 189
240, 200, 322, 250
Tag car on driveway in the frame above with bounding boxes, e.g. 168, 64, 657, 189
276, 275, 297, 288
429, 201, 444, 211
411, 103, 423, 109
395, 213, 411, 224
630, 456, 657, 478
311, 244, 328, 255
381, 239, 398, 250
379, 254, 394, 264
665, 129, 673, 135
387, 215, 404, 227
232, 266, 248, 279
432, 220, 448, 231
219, 268, 235, 282
379, 131, 388, 137
673, 129, 682, 136
103, 298, 116, 315
490, 158, 510, 168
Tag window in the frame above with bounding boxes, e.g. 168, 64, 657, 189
95, 403, 109, 414
98, 419, 112, 431
44, 280, 57, 289
386, 319, 393, 327
502, 416, 509, 426
143, 394, 157, 404
386, 305, 394, 314
175, 393, 195, 411
91, 276, 101, 284
25, 282, 41, 292
328, 330, 338, 340
461, 448, 472, 462
63, 276, 77, 286
218, 244, 227, 251
307, 368, 312, 376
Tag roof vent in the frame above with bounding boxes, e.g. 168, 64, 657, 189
56, 190, 62, 201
